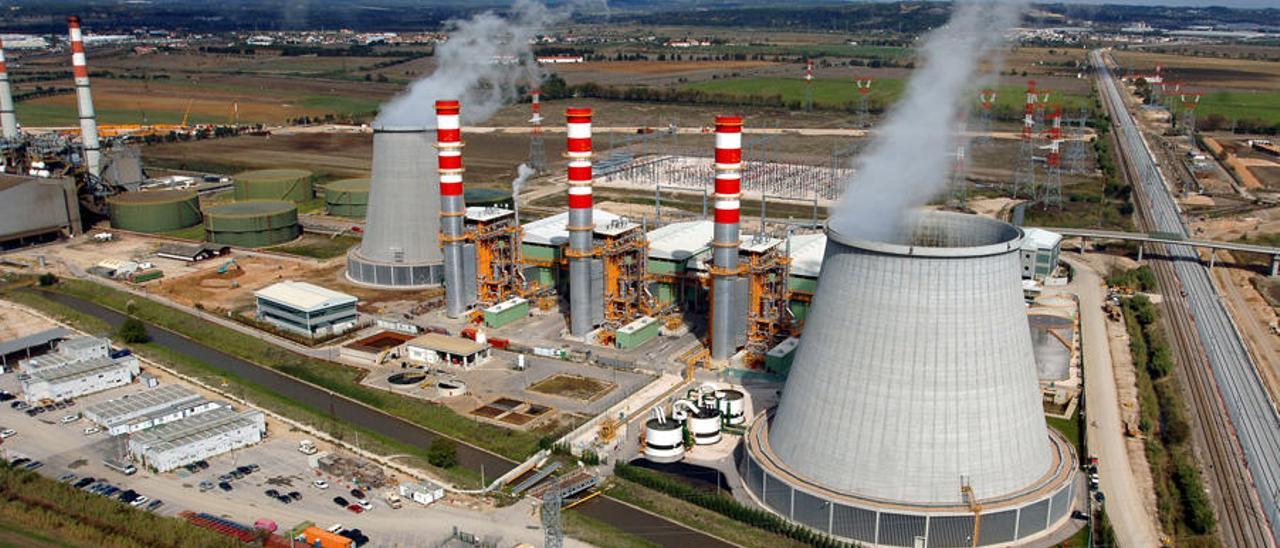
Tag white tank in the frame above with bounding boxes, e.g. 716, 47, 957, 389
717, 389, 746, 426
687, 409, 722, 445
643, 417, 685, 463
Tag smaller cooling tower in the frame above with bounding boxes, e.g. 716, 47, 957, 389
346, 127, 444, 288
740, 211, 1076, 548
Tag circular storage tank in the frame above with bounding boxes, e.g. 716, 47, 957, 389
233, 169, 314, 203
465, 187, 513, 209
643, 418, 685, 463
203, 200, 301, 248
107, 189, 202, 233
688, 407, 722, 445
717, 389, 746, 426
323, 178, 369, 217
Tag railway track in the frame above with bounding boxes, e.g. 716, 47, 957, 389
1094, 49, 1277, 547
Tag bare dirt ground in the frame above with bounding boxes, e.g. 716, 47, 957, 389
1111, 50, 1280, 91
0, 300, 58, 340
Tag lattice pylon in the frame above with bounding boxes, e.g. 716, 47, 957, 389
1180, 91, 1201, 137
1013, 80, 1038, 199
803, 59, 814, 112
1038, 106, 1063, 210
528, 88, 546, 173
855, 77, 873, 129
541, 482, 563, 548
974, 88, 996, 146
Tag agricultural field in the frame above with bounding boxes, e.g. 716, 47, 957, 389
685, 76, 1092, 113
1111, 50, 1280, 91
1195, 89, 1280, 128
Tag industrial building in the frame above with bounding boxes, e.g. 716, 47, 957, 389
21, 335, 110, 369
127, 406, 266, 472
520, 209, 621, 293
0, 328, 73, 369
254, 281, 358, 338
0, 174, 81, 249
106, 189, 201, 233
739, 212, 1076, 547
404, 333, 490, 369
202, 200, 300, 247
1020, 228, 1063, 280
347, 126, 444, 288
154, 242, 231, 263
232, 169, 313, 203
84, 385, 222, 436
20, 354, 141, 403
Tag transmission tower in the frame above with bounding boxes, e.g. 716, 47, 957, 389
974, 88, 996, 146
803, 59, 814, 112
950, 144, 969, 208
541, 482, 563, 548
1034, 87, 1052, 127
1013, 81, 1038, 198
854, 76, 873, 128
528, 88, 546, 173
1180, 91, 1201, 137
1147, 64, 1164, 105
1063, 109, 1090, 175
1038, 106, 1063, 210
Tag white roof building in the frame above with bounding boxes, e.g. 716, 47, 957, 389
20, 354, 140, 403
128, 407, 266, 472
522, 210, 621, 247
255, 281, 357, 312
787, 233, 828, 279
646, 220, 714, 261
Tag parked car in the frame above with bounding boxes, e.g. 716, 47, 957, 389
229, 470, 245, 480
198, 480, 214, 492
195, 460, 210, 470
265, 489, 280, 498
287, 491, 302, 501
10, 457, 29, 467
217, 474, 233, 483
130, 496, 150, 507
356, 499, 372, 511
73, 477, 96, 489
246, 464, 259, 472
332, 496, 349, 507
10, 401, 27, 410
145, 500, 164, 512
57, 473, 76, 483
326, 524, 344, 534
313, 479, 329, 490
349, 488, 366, 500
276, 495, 292, 504
24, 461, 42, 470
346, 504, 364, 514
1, 429, 16, 438
60, 413, 80, 424
82, 426, 100, 436
218, 482, 233, 492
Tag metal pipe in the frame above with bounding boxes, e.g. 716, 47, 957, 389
0, 36, 17, 140
67, 16, 101, 178
566, 107, 595, 337
436, 100, 469, 318
711, 115, 742, 361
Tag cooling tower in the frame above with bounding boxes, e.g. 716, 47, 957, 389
346, 127, 444, 288
740, 211, 1076, 548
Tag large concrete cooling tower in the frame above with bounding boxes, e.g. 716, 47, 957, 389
740, 211, 1076, 548
346, 127, 444, 288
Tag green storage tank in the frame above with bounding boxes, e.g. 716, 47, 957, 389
616, 316, 659, 349
465, 187, 513, 209
483, 297, 530, 329
107, 189, 202, 233
323, 178, 370, 217
233, 169, 314, 203
203, 200, 301, 248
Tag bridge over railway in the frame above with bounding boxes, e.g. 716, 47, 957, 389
1037, 227, 1280, 276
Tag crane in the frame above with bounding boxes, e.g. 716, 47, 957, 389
961, 478, 982, 547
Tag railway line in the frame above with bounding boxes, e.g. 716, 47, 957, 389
1094, 49, 1278, 547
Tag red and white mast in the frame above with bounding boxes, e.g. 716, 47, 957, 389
0, 36, 16, 140
67, 16, 101, 178
710, 115, 743, 360
566, 107, 595, 337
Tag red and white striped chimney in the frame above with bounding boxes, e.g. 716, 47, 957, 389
67, 16, 101, 178
0, 36, 17, 140
530, 89, 543, 126
565, 107, 595, 337
436, 99, 469, 318
710, 115, 742, 360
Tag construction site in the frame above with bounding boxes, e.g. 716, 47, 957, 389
5, 5, 1280, 548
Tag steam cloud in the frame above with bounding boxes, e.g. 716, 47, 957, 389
510, 163, 536, 196
829, 0, 1025, 242
375, 0, 557, 128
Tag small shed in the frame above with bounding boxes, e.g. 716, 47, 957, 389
404, 334, 490, 369
399, 481, 445, 506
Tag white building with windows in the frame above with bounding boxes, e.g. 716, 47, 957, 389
20, 354, 140, 403
254, 281, 358, 338
1019, 228, 1063, 281
85, 385, 223, 436
127, 407, 266, 472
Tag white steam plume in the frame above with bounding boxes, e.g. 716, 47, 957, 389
829, 0, 1025, 242
511, 163, 536, 196
375, 0, 557, 128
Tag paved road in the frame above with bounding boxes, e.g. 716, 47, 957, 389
1094, 49, 1279, 546
1068, 257, 1162, 547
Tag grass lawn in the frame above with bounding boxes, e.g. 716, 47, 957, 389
3, 278, 544, 464
685, 77, 1091, 113
269, 234, 360, 259
606, 479, 807, 548
160, 224, 207, 242
1193, 89, 1280, 127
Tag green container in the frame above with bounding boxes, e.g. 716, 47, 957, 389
233, 169, 314, 203
765, 336, 800, 376
203, 200, 300, 248
107, 189, 202, 233
323, 178, 370, 218
616, 316, 659, 349
484, 298, 530, 329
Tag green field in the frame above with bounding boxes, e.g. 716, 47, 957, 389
13, 102, 232, 127
706, 44, 910, 59
685, 77, 1091, 112
1193, 89, 1280, 126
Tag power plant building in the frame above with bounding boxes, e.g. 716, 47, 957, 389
1019, 228, 1063, 281
0, 174, 81, 249
127, 406, 266, 472
740, 212, 1076, 547
254, 281, 358, 338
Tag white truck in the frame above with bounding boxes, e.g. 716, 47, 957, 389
384, 491, 402, 510
298, 440, 317, 455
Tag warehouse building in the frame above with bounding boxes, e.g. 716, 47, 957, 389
84, 385, 222, 436
127, 407, 266, 472
254, 281, 359, 338
1020, 228, 1063, 281
155, 243, 231, 263
20, 354, 141, 403
404, 333, 490, 369
0, 328, 73, 369
0, 174, 81, 250
20, 335, 112, 371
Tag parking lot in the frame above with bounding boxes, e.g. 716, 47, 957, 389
0, 355, 564, 547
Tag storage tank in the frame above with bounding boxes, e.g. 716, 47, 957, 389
465, 187, 513, 209
323, 178, 369, 217
685, 408, 722, 445
642, 413, 685, 463
233, 169, 313, 203
716, 389, 746, 426
203, 200, 300, 248
107, 189, 201, 233
739, 211, 1076, 547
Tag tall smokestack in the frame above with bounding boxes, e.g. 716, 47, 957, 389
565, 107, 595, 337
436, 100, 470, 318
67, 16, 101, 178
711, 115, 742, 361
0, 37, 17, 140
